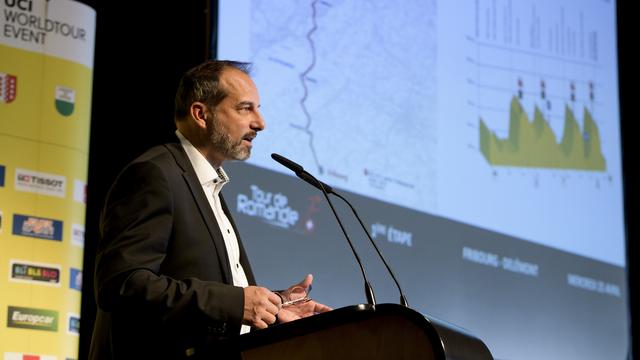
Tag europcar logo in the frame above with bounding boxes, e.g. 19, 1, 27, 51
0, 73, 17, 103
10, 260, 61, 286
236, 184, 299, 229
15, 168, 66, 198
7, 306, 58, 332
55, 85, 75, 116
4, 353, 57, 360
12, 214, 63, 241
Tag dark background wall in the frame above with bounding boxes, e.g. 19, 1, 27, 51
77, 1, 210, 357
77, 0, 635, 358
617, 0, 635, 356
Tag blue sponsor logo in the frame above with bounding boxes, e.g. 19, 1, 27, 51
68, 314, 80, 335
0, 165, 5, 187
12, 214, 63, 241
69, 267, 82, 291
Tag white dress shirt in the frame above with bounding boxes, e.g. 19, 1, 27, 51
176, 131, 250, 334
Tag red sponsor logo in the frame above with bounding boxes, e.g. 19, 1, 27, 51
1, 73, 17, 103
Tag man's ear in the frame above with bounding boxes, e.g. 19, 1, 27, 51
189, 102, 210, 129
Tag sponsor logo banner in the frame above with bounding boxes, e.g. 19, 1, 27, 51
69, 268, 82, 291
12, 214, 63, 241
7, 306, 58, 332
0, 73, 17, 103
14, 168, 66, 198
54, 85, 75, 116
0, 0, 96, 68
4, 353, 57, 360
0, 164, 6, 186
67, 314, 79, 335
10, 260, 61, 286
71, 223, 84, 247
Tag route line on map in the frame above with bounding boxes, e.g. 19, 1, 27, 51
293, 0, 323, 174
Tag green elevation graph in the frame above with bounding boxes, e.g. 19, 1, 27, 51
480, 96, 606, 171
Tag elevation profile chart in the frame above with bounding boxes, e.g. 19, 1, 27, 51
437, 0, 625, 267
479, 94, 606, 171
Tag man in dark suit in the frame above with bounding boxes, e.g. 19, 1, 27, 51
89, 60, 330, 359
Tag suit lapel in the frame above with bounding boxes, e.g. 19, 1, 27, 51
164, 143, 233, 283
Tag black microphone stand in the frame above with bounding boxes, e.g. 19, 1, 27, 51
313, 176, 377, 306
331, 191, 409, 307
271, 153, 376, 306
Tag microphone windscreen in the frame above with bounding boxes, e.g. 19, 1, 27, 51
271, 153, 304, 174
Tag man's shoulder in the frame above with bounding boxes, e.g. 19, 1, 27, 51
114, 142, 188, 183
132, 143, 183, 165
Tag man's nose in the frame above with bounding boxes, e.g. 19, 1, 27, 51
252, 111, 266, 131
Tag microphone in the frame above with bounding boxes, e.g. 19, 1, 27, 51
271, 153, 409, 307
271, 153, 376, 306
272, 153, 334, 193
271, 153, 304, 174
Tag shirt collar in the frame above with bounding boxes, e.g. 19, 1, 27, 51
176, 130, 229, 188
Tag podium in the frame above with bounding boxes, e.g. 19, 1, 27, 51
214, 304, 493, 359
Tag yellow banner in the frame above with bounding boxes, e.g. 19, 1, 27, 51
0, 0, 95, 358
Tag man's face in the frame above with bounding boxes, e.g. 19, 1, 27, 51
207, 68, 265, 161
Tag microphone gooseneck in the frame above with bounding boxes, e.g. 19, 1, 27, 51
332, 191, 409, 307
271, 153, 376, 306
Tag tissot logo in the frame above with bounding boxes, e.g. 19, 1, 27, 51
10, 260, 61, 286
12, 214, 63, 241
236, 185, 299, 229
7, 306, 58, 332
0, 73, 17, 103
15, 168, 66, 198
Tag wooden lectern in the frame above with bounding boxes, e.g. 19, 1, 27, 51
212, 303, 493, 359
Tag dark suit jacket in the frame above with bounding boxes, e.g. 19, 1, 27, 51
89, 143, 256, 359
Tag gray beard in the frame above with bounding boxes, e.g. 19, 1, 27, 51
209, 119, 250, 161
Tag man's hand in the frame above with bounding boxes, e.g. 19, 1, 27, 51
276, 274, 332, 323
242, 286, 281, 329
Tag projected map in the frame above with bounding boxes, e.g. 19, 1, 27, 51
223, 0, 439, 212
218, 0, 625, 266
217, 1, 629, 359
